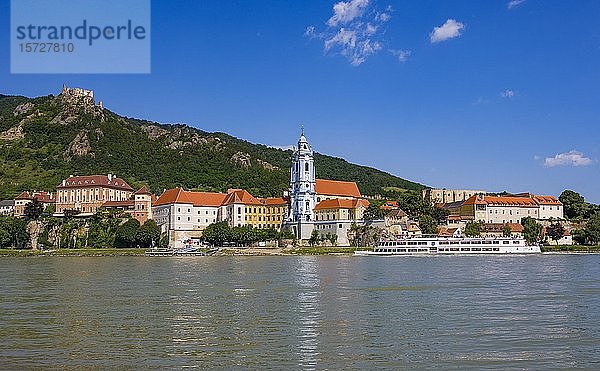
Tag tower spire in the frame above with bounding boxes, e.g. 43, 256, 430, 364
301, 124, 304, 136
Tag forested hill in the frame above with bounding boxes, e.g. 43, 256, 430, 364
0, 89, 425, 200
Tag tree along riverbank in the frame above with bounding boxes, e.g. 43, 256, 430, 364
2, 245, 598, 257
540, 245, 600, 253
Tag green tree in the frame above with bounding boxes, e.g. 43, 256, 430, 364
464, 221, 484, 237
0, 216, 29, 248
202, 222, 231, 246
546, 221, 565, 242
326, 232, 338, 246
363, 201, 386, 220
502, 224, 512, 237
559, 190, 588, 220
24, 199, 44, 220
522, 217, 543, 245
115, 219, 140, 248
418, 214, 437, 235
583, 213, 600, 245
136, 220, 161, 248
308, 229, 321, 247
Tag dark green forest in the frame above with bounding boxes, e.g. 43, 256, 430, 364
0, 91, 424, 200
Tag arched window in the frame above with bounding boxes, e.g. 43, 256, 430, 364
305, 163, 309, 172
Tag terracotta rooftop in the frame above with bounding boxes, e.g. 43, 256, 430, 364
263, 197, 287, 206
134, 185, 152, 195
154, 188, 227, 207
15, 191, 55, 203
57, 175, 133, 191
315, 179, 361, 198
532, 195, 562, 205
314, 198, 369, 210
15, 191, 31, 200
222, 189, 263, 206
485, 223, 524, 233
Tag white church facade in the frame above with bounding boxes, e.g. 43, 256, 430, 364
284, 129, 372, 245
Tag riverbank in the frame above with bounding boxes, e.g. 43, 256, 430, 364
0, 248, 148, 257
540, 245, 600, 253
2, 245, 598, 257
0, 246, 369, 257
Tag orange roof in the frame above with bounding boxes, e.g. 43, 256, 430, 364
264, 197, 287, 206
380, 200, 398, 210
57, 175, 133, 191
314, 198, 369, 210
222, 189, 263, 205
15, 191, 55, 203
154, 188, 227, 207
485, 223, 524, 233
135, 185, 152, 195
463, 195, 487, 206
484, 196, 538, 207
533, 195, 562, 205
315, 179, 361, 198
15, 191, 31, 200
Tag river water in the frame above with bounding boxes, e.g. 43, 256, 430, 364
1, 255, 599, 369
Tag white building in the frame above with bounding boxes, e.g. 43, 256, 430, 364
286, 128, 318, 240
0, 200, 15, 216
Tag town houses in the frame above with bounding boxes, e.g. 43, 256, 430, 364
0, 130, 569, 248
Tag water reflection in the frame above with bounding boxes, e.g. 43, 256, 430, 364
294, 257, 321, 369
0, 255, 599, 368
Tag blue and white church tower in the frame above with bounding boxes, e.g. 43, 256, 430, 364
287, 127, 317, 239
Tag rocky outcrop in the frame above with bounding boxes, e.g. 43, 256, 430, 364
64, 130, 94, 160
26, 220, 43, 250
256, 159, 278, 170
141, 124, 168, 140
0, 124, 24, 140
231, 151, 252, 168
13, 102, 34, 116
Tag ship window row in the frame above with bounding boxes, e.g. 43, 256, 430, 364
438, 248, 500, 252
381, 241, 428, 247
376, 248, 429, 253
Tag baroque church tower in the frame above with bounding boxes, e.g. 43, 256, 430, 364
287, 127, 317, 238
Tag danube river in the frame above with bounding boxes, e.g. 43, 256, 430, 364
1, 255, 599, 369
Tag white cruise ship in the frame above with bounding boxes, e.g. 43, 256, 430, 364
354, 236, 540, 256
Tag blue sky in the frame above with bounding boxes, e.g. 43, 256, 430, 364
1, 0, 599, 202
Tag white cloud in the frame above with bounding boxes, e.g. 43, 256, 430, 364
507, 0, 526, 9
391, 49, 411, 63
325, 28, 357, 51
430, 19, 465, 43
307, 0, 391, 66
544, 151, 593, 167
304, 25, 316, 38
327, 0, 370, 27
501, 89, 515, 98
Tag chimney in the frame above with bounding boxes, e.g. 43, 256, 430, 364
108, 173, 113, 181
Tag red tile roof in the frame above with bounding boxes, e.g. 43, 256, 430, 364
222, 189, 263, 205
57, 175, 133, 191
154, 188, 227, 207
15, 191, 55, 203
314, 198, 369, 210
264, 197, 287, 206
135, 185, 152, 195
533, 195, 562, 205
485, 223, 524, 233
315, 179, 361, 198
15, 191, 31, 200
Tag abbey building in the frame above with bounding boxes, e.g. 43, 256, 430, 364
284, 129, 371, 245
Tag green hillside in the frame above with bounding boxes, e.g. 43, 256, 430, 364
0, 89, 424, 200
